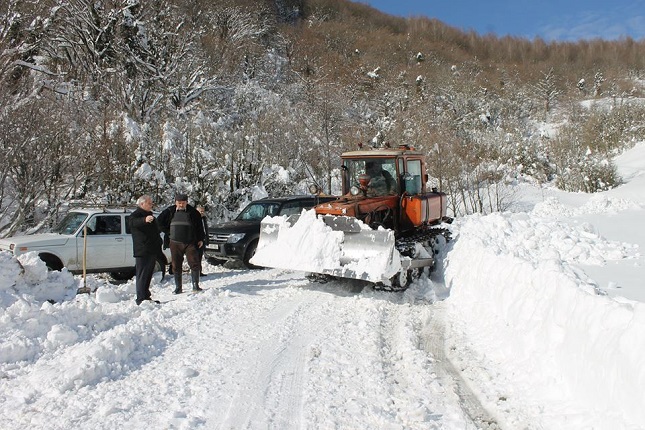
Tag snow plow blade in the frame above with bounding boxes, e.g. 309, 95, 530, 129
250, 209, 401, 284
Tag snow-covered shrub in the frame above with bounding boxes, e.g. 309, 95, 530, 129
550, 124, 621, 192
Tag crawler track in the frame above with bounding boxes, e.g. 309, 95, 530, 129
373, 226, 451, 292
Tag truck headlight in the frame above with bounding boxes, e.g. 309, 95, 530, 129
227, 233, 245, 243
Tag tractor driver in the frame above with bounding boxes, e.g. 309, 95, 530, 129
365, 160, 395, 196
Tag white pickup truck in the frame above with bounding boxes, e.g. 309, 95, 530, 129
0, 207, 170, 279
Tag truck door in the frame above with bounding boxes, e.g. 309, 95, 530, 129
79, 214, 127, 269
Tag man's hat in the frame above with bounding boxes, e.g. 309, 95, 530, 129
175, 193, 188, 202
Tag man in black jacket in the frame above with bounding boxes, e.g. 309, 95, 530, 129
157, 193, 205, 294
129, 195, 163, 305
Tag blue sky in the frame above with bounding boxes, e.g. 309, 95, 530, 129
361, 1, 645, 41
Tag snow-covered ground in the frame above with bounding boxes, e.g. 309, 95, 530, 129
1, 143, 645, 429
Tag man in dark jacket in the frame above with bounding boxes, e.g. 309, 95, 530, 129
157, 193, 205, 294
129, 195, 163, 305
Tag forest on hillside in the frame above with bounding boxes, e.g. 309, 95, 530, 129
2, 0, 645, 235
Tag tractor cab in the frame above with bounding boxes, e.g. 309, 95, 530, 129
340, 147, 428, 198
313, 146, 444, 232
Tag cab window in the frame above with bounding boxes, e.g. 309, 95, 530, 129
403, 159, 423, 195
88, 215, 122, 235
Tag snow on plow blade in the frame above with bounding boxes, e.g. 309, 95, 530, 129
250, 209, 401, 284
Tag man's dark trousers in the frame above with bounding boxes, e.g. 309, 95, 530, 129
135, 255, 156, 304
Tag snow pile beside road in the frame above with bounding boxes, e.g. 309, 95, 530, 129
444, 210, 645, 429
0, 251, 76, 306
532, 194, 641, 217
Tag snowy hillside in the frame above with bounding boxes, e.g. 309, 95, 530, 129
1, 143, 645, 429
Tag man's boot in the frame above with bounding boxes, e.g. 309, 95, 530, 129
173, 273, 182, 294
191, 270, 203, 292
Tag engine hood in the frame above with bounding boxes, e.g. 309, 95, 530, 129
209, 220, 259, 235
0, 233, 71, 250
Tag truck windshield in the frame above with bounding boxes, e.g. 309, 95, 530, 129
53, 212, 88, 235
344, 158, 397, 194
236, 203, 281, 221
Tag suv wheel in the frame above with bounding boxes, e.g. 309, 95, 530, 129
243, 240, 260, 269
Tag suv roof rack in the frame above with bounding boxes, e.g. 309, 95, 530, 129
66, 202, 137, 212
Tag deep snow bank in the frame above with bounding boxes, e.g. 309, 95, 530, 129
444, 211, 645, 429
0, 251, 77, 307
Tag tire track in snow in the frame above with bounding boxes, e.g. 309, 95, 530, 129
218, 289, 334, 430
375, 303, 422, 415
370, 295, 468, 429
421, 302, 501, 429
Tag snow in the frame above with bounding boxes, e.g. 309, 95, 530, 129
251, 210, 402, 283
252, 209, 346, 270
1, 144, 645, 429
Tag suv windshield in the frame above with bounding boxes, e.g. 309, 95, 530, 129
53, 212, 88, 235
236, 202, 281, 221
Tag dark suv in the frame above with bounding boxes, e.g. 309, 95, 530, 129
205, 195, 336, 268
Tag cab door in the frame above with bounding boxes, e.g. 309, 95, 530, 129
78, 214, 127, 269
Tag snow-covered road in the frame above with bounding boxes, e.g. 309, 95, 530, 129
0, 264, 483, 430
3, 143, 645, 430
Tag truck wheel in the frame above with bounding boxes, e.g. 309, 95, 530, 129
392, 270, 409, 289
39, 254, 63, 271
386, 269, 413, 291
409, 268, 421, 282
243, 240, 260, 269
111, 270, 135, 281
